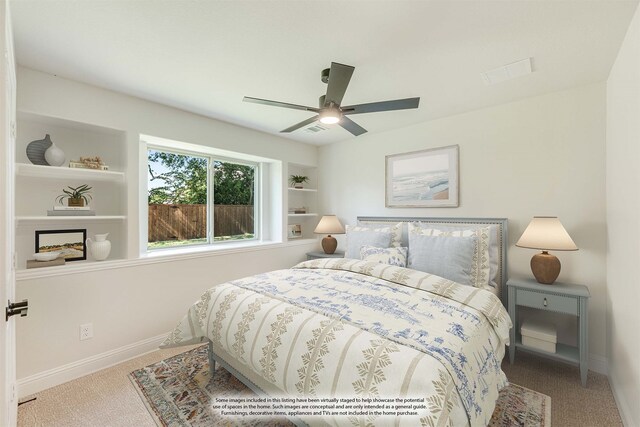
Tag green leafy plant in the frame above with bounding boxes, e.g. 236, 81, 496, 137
289, 175, 309, 187
148, 151, 255, 205
56, 184, 93, 206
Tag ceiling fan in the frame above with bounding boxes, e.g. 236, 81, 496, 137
243, 62, 420, 136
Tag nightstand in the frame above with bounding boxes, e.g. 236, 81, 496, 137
306, 251, 345, 260
507, 277, 590, 386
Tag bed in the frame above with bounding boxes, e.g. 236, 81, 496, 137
161, 217, 511, 427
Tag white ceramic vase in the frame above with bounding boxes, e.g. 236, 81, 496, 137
44, 142, 65, 167
86, 233, 111, 261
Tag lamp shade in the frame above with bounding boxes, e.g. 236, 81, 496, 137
516, 216, 578, 251
314, 215, 345, 235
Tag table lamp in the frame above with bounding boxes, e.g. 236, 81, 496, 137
314, 215, 345, 254
516, 216, 578, 285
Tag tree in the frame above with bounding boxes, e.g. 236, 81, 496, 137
212, 161, 254, 205
148, 151, 254, 205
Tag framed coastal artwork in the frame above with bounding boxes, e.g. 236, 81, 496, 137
35, 229, 87, 261
385, 145, 459, 207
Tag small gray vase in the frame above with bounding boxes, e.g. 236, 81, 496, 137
26, 134, 53, 165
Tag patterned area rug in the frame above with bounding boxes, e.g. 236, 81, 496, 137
130, 346, 550, 427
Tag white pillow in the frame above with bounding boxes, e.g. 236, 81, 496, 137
360, 245, 408, 267
408, 223, 491, 288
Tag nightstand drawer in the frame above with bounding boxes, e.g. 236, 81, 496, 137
516, 289, 578, 315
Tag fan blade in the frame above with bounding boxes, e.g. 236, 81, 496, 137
325, 62, 355, 106
243, 96, 319, 112
342, 97, 420, 115
281, 115, 319, 133
339, 116, 367, 136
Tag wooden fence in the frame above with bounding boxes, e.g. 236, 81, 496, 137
148, 204, 254, 242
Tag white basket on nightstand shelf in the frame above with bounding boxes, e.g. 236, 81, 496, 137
521, 319, 557, 353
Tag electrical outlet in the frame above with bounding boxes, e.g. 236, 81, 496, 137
79, 323, 93, 341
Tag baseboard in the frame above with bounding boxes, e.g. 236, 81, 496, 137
609, 368, 636, 427
17, 332, 168, 398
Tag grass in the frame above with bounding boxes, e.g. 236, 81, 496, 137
147, 234, 254, 250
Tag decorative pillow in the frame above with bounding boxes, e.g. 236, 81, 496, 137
409, 223, 491, 288
421, 223, 500, 288
345, 225, 393, 259
407, 232, 478, 287
360, 245, 408, 267
356, 221, 403, 247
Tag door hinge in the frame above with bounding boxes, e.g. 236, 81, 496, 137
10, 120, 16, 139
6, 299, 28, 321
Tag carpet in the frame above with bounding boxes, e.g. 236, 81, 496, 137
130, 345, 551, 427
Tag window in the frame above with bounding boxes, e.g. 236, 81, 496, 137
147, 147, 257, 250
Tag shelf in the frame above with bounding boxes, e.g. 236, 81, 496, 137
287, 213, 318, 217
17, 215, 126, 224
515, 334, 579, 364
16, 163, 125, 183
288, 187, 317, 192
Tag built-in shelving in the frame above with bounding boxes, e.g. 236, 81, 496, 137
16, 163, 125, 182
15, 111, 128, 267
16, 215, 126, 224
287, 163, 319, 241
288, 187, 317, 193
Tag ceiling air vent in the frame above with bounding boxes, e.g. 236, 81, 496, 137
305, 124, 328, 133
481, 58, 533, 86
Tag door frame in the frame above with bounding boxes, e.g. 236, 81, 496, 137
1, 1, 17, 425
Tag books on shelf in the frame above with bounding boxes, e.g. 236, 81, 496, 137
288, 207, 307, 214
69, 160, 109, 170
27, 258, 65, 269
47, 209, 96, 216
53, 206, 91, 211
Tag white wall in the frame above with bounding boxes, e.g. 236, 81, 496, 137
14, 68, 318, 392
606, 3, 640, 426
319, 83, 608, 366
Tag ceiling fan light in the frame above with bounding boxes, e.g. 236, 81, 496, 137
319, 110, 340, 124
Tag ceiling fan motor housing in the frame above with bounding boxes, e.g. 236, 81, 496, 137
321, 68, 330, 84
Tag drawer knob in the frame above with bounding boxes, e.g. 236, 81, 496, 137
544, 297, 548, 307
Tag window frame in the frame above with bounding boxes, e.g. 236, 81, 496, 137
144, 141, 261, 252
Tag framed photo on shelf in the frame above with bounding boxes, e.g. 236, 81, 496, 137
35, 229, 87, 262
385, 145, 459, 208
287, 224, 302, 239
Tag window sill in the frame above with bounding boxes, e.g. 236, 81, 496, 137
16, 238, 318, 281
142, 238, 307, 259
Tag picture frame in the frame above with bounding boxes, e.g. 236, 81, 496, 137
385, 145, 459, 208
287, 224, 302, 239
35, 229, 87, 262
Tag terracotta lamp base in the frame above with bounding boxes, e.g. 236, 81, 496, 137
530, 251, 561, 285
321, 235, 338, 254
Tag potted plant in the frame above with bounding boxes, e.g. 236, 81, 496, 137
289, 175, 309, 189
56, 184, 93, 207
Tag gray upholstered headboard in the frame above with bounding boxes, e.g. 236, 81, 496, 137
357, 216, 508, 303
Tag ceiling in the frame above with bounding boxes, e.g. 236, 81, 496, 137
10, 0, 639, 145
